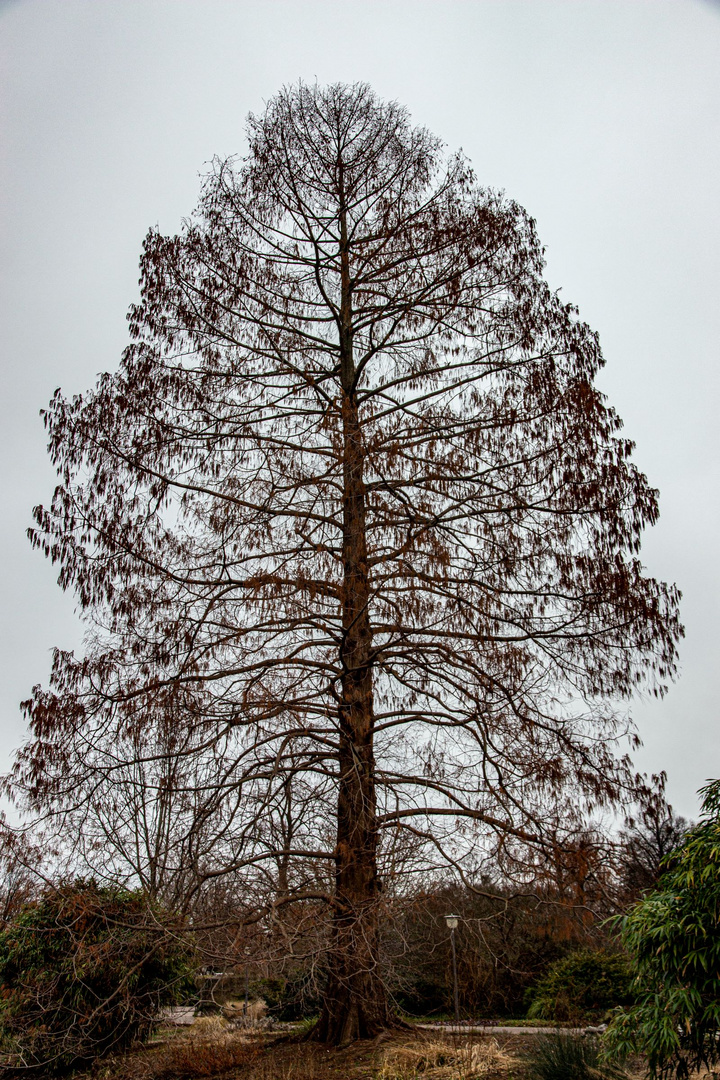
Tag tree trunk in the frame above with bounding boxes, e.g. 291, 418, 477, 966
312, 197, 393, 1044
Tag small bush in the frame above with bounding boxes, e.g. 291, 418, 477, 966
524, 1034, 626, 1080
259, 972, 321, 1020
526, 950, 634, 1022
0, 879, 194, 1072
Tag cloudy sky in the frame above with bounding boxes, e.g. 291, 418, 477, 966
1, 0, 718, 819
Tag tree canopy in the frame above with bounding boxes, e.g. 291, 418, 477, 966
17, 82, 681, 1042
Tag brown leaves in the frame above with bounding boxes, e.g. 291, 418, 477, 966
19, 81, 682, 952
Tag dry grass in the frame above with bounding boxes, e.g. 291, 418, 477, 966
88, 1027, 520, 1080
221, 998, 270, 1028
244, 1051, 325, 1080
90, 1017, 260, 1079
378, 1036, 518, 1080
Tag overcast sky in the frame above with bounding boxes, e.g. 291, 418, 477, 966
1, 0, 718, 820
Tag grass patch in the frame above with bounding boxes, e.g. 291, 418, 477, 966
402, 1017, 576, 1029
90, 1018, 261, 1079
379, 1035, 517, 1079
496, 1021, 578, 1030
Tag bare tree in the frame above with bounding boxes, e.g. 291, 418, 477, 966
12, 687, 334, 919
19, 82, 681, 1042
618, 775, 689, 901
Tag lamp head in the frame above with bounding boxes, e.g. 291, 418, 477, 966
445, 914, 459, 929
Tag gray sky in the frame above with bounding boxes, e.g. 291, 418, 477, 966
1, 0, 718, 820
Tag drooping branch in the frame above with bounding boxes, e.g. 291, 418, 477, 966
16, 81, 681, 1042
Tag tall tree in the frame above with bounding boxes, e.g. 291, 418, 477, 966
20, 83, 681, 1043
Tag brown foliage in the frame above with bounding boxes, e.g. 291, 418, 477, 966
16, 82, 681, 1042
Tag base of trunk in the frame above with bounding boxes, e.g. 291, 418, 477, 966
310, 970, 399, 1045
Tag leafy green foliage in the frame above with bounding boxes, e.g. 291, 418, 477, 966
0, 880, 194, 1072
524, 1034, 627, 1080
525, 950, 634, 1022
604, 779, 720, 1078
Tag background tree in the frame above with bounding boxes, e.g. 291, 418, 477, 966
11, 694, 331, 917
387, 877, 608, 1021
19, 82, 681, 1043
618, 776, 689, 902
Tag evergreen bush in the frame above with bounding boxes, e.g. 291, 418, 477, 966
604, 779, 720, 1078
526, 949, 634, 1022
0, 880, 194, 1072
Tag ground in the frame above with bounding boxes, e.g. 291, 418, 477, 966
87, 1025, 518, 1079
82, 1021, 654, 1080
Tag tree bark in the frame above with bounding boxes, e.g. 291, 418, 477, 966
312, 197, 393, 1043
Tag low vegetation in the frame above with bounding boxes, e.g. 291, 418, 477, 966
76, 1025, 642, 1080
379, 1036, 517, 1080
83, 1027, 530, 1080
522, 1034, 627, 1080
606, 779, 720, 1078
525, 950, 634, 1023
0, 880, 193, 1073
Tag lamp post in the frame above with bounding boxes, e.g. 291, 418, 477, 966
244, 947, 250, 1016
445, 914, 460, 1025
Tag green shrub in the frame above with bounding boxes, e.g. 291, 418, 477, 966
526, 950, 634, 1022
524, 1034, 627, 1080
604, 779, 720, 1079
0, 879, 194, 1072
